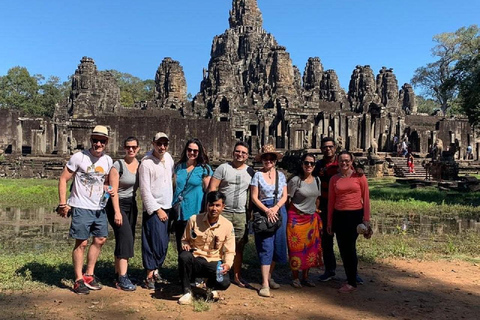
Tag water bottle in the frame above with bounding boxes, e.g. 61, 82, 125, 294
216, 261, 223, 282
100, 186, 112, 208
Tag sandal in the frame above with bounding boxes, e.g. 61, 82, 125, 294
232, 278, 247, 288
301, 279, 316, 287
259, 286, 270, 297
292, 279, 302, 288
338, 284, 356, 294
268, 278, 280, 289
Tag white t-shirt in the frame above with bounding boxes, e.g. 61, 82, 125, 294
139, 151, 175, 214
66, 149, 113, 210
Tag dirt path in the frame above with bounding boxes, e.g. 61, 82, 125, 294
1, 259, 479, 320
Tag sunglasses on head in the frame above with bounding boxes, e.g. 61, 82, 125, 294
92, 138, 107, 144
187, 147, 199, 154
303, 161, 315, 166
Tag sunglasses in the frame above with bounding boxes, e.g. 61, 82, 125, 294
303, 161, 315, 166
339, 159, 352, 163
263, 157, 276, 162
187, 147, 199, 154
124, 146, 138, 150
156, 141, 169, 147
321, 145, 334, 150
92, 138, 107, 144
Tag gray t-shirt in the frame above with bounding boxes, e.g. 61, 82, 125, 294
213, 162, 254, 214
114, 159, 138, 199
287, 176, 321, 214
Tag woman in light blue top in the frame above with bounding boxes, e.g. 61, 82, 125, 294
172, 138, 212, 253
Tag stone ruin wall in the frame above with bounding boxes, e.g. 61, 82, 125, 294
1, 0, 478, 175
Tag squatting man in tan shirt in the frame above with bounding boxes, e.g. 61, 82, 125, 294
177, 191, 235, 305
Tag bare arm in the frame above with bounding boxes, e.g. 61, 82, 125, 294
207, 177, 221, 192
109, 167, 122, 226
58, 166, 74, 217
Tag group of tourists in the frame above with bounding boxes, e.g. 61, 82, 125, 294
57, 125, 371, 304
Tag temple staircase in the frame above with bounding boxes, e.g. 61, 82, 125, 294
389, 156, 427, 179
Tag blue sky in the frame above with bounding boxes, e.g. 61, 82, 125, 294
1, 0, 478, 96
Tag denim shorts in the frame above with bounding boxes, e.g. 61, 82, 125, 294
69, 207, 109, 240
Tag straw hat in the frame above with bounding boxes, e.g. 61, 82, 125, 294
254, 144, 283, 162
91, 125, 109, 138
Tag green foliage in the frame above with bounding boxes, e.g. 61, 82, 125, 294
416, 95, 440, 114
452, 52, 480, 124
0, 67, 70, 117
0, 66, 40, 115
104, 70, 155, 107
411, 25, 480, 115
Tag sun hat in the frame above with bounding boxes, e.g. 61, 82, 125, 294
254, 144, 284, 162
153, 132, 169, 141
91, 125, 109, 138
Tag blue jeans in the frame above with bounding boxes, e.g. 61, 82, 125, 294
254, 199, 288, 265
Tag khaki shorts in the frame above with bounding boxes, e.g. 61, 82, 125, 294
221, 211, 247, 248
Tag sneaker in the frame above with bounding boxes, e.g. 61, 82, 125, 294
268, 278, 280, 289
356, 275, 364, 285
153, 269, 169, 284
301, 279, 316, 287
83, 274, 102, 290
319, 271, 335, 282
292, 278, 302, 288
143, 277, 156, 290
178, 292, 193, 305
258, 286, 270, 297
73, 279, 90, 295
206, 288, 220, 301
338, 284, 356, 293
116, 275, 136, 291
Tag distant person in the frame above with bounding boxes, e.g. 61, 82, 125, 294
208, 141, 254, 288
177, 191, 235, 305
57, 125, 113, 294
172, 138, 212, 253
401, 139, 408, 157
407, 151, 415, 173
250, 145, 288, 297
287, 153, 322, 288
327, 151, 371, 293
106, 136, 140, 291
466, 145, 473, 160
139, 132, 174, 290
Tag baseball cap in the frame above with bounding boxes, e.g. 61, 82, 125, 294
153, 132, 169, 141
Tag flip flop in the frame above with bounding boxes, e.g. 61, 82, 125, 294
232, 278, 247, 288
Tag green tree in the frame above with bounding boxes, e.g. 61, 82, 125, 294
452, 54, 480, 124
416, 95, 440, 114
411, 25, 480, 115
0, 66, 40, 115
38, 76, 67, 117
104, 70, 155, 107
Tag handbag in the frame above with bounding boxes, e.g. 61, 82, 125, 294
169, 168, 194, 232
252, 170, 282, 234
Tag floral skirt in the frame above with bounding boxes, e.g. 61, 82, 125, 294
287, 203, 323, 271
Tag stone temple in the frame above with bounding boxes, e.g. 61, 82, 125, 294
0, 0, 477, 173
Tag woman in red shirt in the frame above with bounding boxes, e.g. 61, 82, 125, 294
327, 151, 370, 293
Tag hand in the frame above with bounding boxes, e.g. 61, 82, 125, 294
363, 220, 370, 228
114, 212, 123, 226
327, 225, 333, 235
157, 209, 168, 222
220, 263, 231, 274
181, 243, 191, 252
356, 167, 365, 177
105, 185, 115, 197
57, 204, 71, 218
